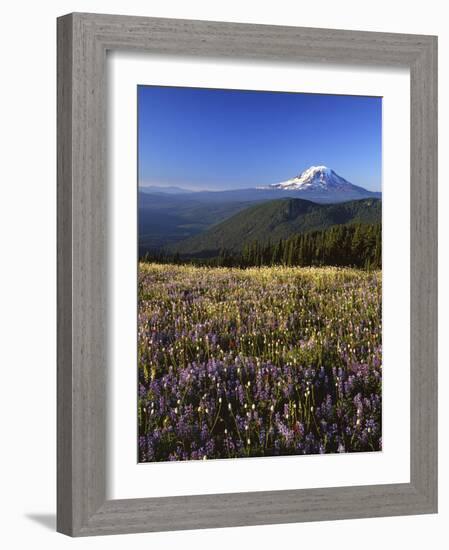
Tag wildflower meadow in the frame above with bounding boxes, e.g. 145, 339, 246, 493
138, 263, 382, 462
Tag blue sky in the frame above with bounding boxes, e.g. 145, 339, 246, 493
138, 86, 382, 192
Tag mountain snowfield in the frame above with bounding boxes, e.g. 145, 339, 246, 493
265, 165, 371, 193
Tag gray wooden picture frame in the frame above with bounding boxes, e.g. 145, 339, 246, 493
57, 12, 438, 537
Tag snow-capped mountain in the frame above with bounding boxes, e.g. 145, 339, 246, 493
261, 165, 380, 202
269, 166, 360, 191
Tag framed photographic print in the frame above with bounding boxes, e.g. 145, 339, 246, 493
57, 13, 437, 536
136, 87, 383, 463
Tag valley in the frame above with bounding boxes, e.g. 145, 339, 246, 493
139, 166, 381, 267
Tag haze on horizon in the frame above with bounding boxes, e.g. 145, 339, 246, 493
138, 85, 382, 193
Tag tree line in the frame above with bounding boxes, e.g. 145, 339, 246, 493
142, 223, 382, 270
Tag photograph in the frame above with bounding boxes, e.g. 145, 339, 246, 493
137, 85, 382, 462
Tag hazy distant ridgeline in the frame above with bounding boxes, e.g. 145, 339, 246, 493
138, 191, 255, 251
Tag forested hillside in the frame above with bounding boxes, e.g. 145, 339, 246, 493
144, 223, 381, 270
170, 198, 381, 257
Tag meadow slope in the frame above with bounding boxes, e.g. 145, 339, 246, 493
138, 263, 382, 462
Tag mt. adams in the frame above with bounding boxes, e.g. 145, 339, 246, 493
270, 166, 361, 191
261, 165, 380, 202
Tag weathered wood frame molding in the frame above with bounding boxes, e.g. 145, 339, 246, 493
57, 13, 437, 536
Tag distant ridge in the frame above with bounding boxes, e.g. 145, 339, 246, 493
170, 197, 381, 257
140, 166, 380, 205
140, 185, 192, 195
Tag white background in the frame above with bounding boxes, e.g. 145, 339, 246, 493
109, 54, 410, 499
0, 1, 445, 549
